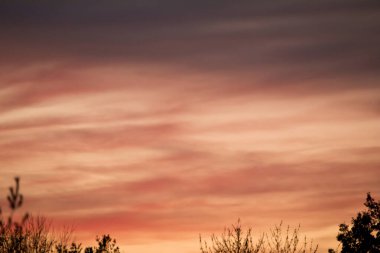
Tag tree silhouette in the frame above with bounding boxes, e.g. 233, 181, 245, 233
329, 193, 380, 253
84, 234, 121, 253
2, 177, 29, 227
0, 177, 30, 252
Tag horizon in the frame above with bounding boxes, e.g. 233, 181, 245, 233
1, 1, 380, 252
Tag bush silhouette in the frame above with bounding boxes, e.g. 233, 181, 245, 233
200, 220, 318, 253
265, 222, 317, 253
329, 193, 380, 253
23, 215, 55, 252
200, 219, 264, 253
0, 177, 121, 253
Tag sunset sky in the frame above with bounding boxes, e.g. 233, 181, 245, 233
1, 1, 380, 252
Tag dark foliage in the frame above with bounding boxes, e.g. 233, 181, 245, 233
330, 193, 380, 253
0, 177, 121, 253
0, 177, 30, 252
84, 234, 121, 253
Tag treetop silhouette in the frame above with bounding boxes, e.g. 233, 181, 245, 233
329, 192, 380, 253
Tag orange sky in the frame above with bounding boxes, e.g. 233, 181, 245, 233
1, 1, 380, 252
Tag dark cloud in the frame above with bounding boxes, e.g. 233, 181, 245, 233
1, 0, 379, 84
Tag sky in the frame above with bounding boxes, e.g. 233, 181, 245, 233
0, 0, 380, 252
